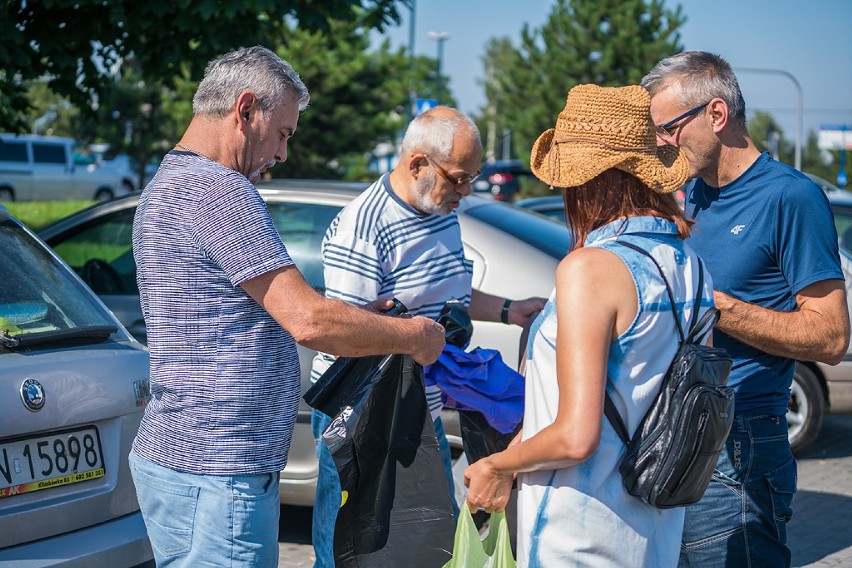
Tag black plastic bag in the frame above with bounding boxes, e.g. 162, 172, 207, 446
457, 409, 521, 466
437, 299, 473, 349
304, 305, 455, 567
304, 298, 408, 418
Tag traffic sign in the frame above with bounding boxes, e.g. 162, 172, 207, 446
818, 125, 852, 150
415, 98, 437, 117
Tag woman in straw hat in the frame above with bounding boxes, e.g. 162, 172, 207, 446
464, 84, 715, 566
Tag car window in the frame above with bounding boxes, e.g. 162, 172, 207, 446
464, 201, 574, 260
0, 141, 28, 163
49, 209, 137, 296
832, 204, 852, 256
32, 143, 66, 165
266, 201, 342, 291
0, 217, 116, 337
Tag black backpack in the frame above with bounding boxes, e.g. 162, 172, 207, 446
604, 241, 735, 509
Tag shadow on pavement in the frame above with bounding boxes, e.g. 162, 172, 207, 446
279, 505, 313, 545
789, 489, 852, 566
788, 413, 852, 567
796, 414, 852, 460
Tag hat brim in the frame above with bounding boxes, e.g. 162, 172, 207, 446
530, 128, 688, 194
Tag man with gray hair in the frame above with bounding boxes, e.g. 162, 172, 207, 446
642, 51, 849, 567
128, 45, 445, 567
309, 105, 545, 566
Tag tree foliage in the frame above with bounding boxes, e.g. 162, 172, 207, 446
478, 0, 685, 168
1, 0, 406, 133
274, 20, 414, 179
748, 110, 847, 185
11, 5, 452, 183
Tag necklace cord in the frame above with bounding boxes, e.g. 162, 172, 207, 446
176, 143, 214, 162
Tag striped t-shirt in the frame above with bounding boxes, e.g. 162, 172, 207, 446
310, 174, 473, 418
131, 151, 301, 475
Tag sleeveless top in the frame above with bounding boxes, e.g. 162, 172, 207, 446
517, 216, 714, 567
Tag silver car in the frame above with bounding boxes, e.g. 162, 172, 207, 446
39, 180, 572, 506
0, 134, 130, 202
0, 206, 154, 565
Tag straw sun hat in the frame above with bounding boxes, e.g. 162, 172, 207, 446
530, 84, 688, 193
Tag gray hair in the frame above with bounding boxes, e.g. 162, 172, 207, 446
641, 51, 747, 124
400, 106, 481, 162
192, 46, 310, 118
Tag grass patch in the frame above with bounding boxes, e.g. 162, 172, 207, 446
4, 200, 96, 231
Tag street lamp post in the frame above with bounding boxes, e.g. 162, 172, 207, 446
407, 0, 417, 120
736, 67, 803, 171
427, 31, 450, 103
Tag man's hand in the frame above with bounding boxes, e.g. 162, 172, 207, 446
507, 296, 547, 326
364, 298, 396, 313
408, 316, 446, 366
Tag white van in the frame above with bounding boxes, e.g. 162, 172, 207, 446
0, 134, 128, 202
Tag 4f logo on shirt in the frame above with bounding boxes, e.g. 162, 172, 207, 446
730, 224, 746, 235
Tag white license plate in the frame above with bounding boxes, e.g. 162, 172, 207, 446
0, 427, 105, 499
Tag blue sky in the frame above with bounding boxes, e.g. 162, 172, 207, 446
372, 0, 852, 145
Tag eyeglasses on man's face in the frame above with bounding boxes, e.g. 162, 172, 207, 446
655, 101, 710, 138
425, 155, 482, 186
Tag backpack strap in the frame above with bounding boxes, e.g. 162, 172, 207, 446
604, 391, 631, 445
685, 306, 720, 345
604, 239, 709, 445
615, 240, 686, 343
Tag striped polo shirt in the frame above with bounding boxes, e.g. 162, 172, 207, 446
310, 174, 473, 418
131, 151, 301, 475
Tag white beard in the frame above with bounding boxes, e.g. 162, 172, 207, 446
412, 169, 449, 215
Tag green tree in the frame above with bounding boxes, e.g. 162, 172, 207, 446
262, 21, 443, 179
1, 0, 405, 133
24, 83, 80, 137
747, 111, 846, 184
748, 110, 794, 163
18, 12, 448, 183
479, 0, 685, 173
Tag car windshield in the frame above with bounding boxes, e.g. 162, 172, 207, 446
464, 201, 574, 259
0, 213, 117, 346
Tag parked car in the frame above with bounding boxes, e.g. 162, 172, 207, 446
791, 175, 852, 453
472, 159, 535, 202
82, 146, 161, 193
0, 205, 154, 565
515, 195, 566, 224
39, 180, 572, 507
516, 176, 852, 454
0, 134, 130, 202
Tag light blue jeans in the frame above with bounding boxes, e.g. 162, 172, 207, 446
311, 409, 457, 567
128, 449, 281, 568
679, 414, 796, 567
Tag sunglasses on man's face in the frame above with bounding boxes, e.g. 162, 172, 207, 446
655, 102, 710, 138
425, 155, 482, 186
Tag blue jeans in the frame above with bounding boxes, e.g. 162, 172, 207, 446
128, 449, 281, 568
679, 414, 797, 567
311, 409, 457, 567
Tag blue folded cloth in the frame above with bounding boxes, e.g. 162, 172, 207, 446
424, 344, 524, 434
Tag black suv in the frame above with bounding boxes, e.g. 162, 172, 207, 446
472, 160, 533, 202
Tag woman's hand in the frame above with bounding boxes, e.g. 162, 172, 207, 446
464, 456, 514, 513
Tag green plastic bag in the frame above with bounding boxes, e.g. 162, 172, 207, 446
443, 507, 516, 568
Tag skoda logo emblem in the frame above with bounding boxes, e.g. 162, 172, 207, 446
20, 379, 45, 412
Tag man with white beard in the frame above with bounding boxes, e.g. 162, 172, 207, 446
309, 105, 545, 567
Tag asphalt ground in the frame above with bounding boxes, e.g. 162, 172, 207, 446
277, 413, 852, 567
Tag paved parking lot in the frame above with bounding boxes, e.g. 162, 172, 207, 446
278, 414, 852, 567
788, 413, 852, 567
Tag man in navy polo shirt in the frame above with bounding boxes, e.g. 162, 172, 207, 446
643, 51, 850, 567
